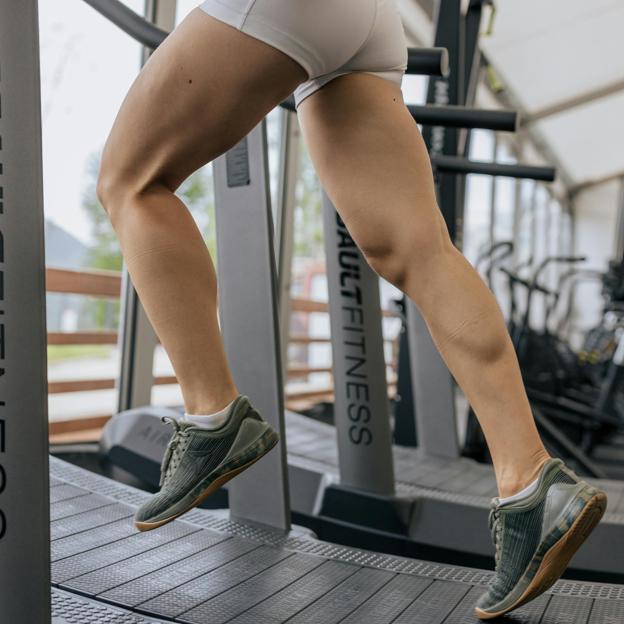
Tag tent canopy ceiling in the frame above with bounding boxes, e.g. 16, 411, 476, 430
479, 0, 624, 189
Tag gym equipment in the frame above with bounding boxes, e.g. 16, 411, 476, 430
99, 0, 624, 582
5, 0, 619, 620
502, 257, 624, 460
0, 2, 51, 621
47, 457, 624, 623
14, 1, 624, 622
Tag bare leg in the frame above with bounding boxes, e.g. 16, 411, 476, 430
97, 10, 307, 414
298, 74, 549, 497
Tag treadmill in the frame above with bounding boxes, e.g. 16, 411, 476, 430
48, 456, 624, 623
94, 0, 624, 581
3, 1, 622, 621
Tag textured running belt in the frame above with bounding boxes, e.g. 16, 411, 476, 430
50, 457, 623, 623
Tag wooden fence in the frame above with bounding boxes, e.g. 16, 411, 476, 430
47, 267, 399, 441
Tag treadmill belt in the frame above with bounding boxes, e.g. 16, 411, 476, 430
50, 457, 624, 623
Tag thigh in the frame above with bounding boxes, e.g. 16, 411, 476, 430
101, 8, 307, 192
297, 73, 444, 253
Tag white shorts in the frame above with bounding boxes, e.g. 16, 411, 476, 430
199, 0, 408, 107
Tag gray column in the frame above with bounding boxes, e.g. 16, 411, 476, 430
214, 123, 290, 530
117, 268, 157, 411
0, 1, 52, 621
406, 307, 459, 458
322, 192, 395, 496
276, 110, 301, 380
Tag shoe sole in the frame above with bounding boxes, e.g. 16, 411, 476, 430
475, 490, 607, 620
134, 430, 279, 532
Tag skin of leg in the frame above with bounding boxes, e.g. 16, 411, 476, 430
97, 9, 307, 415
297, 73, 550, 497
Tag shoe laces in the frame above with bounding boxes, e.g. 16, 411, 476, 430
159, 417, 190, 487
488, 500, 503, 569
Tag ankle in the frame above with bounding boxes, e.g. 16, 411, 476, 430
184, 388, 239, 416
497, 448, 551, 499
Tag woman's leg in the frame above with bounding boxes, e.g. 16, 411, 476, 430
97, 9, 307, 415
297, 74, 549, 498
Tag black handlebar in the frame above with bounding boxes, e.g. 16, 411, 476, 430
409, 105, 518, 132
83, 0, 166, 49
408, 47, 449, 77
431, 156, 555, 181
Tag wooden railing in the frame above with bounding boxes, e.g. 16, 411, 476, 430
46, 267, 400, 440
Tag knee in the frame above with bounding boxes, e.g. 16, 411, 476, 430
359, 215, 453, 291
96, 142, 159, 226
95, 168, 118, 219
96, 149, 132, 225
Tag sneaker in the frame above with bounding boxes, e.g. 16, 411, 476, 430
475, 458, 607, 620
134, 395, 279, 531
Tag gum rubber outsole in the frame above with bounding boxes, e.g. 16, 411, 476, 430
475, 491, 607, 620
134, 433, 279, 532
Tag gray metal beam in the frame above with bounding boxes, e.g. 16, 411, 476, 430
214, 123, 290, 530
404, 0, 473, 460
525, 78, 624, 125
0, 1, 51, 620
276, 110, 301, 382
570, 168, 624, 195
482, 52, 576, 193
406, 306, 460, 457
322, 193, 395, 496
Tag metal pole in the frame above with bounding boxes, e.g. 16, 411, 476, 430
489, 135, 499, 248
404, 0, 466, 458
117, 0, 176, 411
0, 1, 51, 620
322, 193, 395, 495
214, 123, 290, 530
276, 110, 301, 384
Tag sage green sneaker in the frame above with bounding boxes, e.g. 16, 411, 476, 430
134, 395, 279, 532
475, 458, 607, 620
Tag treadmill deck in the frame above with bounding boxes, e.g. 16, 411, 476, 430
285, 411, 624, 518
50, 457, 623, 623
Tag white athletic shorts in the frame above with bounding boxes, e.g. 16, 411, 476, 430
199, 0, 408, 107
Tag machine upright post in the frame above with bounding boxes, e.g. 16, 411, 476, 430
116, 0, 177, 412
276, 110, 301, 382
213, 123, 291, 530
0, 1, 52, 620
404, 0, 486, 459
322, 192, 395, 496
404, 0, 464, 459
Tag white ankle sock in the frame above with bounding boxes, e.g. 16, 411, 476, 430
498, 476, 540, 506
183, 398, 237, 430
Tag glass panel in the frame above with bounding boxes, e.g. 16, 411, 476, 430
493, 142, 516, 243
286, 139, 329, 404
40, 1, 144, 431
463, 130, 495, 265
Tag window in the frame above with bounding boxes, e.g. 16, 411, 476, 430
40, 1, 144, 435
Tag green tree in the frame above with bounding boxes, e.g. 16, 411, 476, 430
294, 140, 324, 260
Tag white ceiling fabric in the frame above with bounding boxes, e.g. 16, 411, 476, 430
398, 0, 624, 191
480, 0, 624, 190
